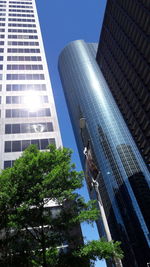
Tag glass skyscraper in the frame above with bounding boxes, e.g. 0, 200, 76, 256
0, 0, 62, 170
96, 0, 149, 168
58, 40, 150, 267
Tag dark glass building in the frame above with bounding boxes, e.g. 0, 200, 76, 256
58, 40, 150, 267
96, 0, 150, 168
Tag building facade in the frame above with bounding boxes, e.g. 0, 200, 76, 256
58, 40, 150, 267
96, 0, 150, 168
0, 0, 62, 170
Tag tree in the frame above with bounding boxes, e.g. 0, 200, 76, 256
0, 145, 123, 266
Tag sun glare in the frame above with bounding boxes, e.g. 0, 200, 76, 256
23, 91, 41, 112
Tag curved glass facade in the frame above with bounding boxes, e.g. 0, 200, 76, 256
58, 40, 150, 267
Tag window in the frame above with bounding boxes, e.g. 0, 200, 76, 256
12, 141, 21, 152
7, 56, 41, 61
9, 13, 34, 17
8, 29, 37, 33
8, 41, 39, 46
6, 108, 51, 118
9, 5, 33, 9
8, 23, 36, 27
7, 48, 40, 53
5, 122, 53, 134
5, 124, 11, 134
7, 64, 43, 70
6, 95, 48, 104
8, 18, 35, 22
9, 9, 33, 13
6, 84, 46, 91
9, 1, 32, 4
8, 34, 38, 39
5, 139, 55, 152
22, 139, 30, 151
4, 160, 12, 169
7, 74, 45, 80
5, 141, 11, 152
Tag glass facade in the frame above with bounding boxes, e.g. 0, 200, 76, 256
58, 40, 150, 267
96, 0, 150, 168
0, 0, 62, 170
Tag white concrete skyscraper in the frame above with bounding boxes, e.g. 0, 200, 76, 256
0, 0, 62, 169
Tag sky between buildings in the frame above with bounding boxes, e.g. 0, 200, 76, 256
36, 1, 107, 266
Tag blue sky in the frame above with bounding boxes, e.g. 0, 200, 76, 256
36, 1, 107, 266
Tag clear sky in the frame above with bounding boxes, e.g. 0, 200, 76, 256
36, 1, 107, 266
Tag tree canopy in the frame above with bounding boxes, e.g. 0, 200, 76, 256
0, 145, 123, 266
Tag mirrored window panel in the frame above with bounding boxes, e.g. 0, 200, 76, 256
6, 95, 48, 104
6, 84, 46, 91
7, 64, 43, 70
7, 74, 45, 80
6, 108, 51, 118
5, 122, 53, 134
7, 56, 41, 61
5, 138, 56, 152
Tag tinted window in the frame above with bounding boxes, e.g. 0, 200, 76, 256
5, 141, 11, 152
5, 124, 11, 134
12, 141, 21, 152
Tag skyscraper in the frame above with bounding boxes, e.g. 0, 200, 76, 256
0, 0, 62, 170
96, 0, 150, 168
58, 40, 150, 267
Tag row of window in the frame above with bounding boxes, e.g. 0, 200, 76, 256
0, 18, 5, 21
6, 95, 48, 104
7, 56, 41, 61
6, 84, 46, 91
8, 34, 38, 39
0, 34, 4, 38
5, 122, 53, 134
10, 1, 32, 4
9, 9, 33, 13
0, 1, 6, 3
5, 138, 55, 152
8, 28, 37, 33
9, 14, 34, 18
6, 108, 51, 118
9, 18, 35, 22
8, 41, 39, 46
0, 48, 3, 52
0, 4, 6, 7
0, 28, 5, 32
7, 64, 43, 70
7, 74, 45, 80
0, 13, 5, 16
9, 5, 33, 9
0, 23, 4, 26
0, 64, 3, 69
0, 8, 5, 11
0, 41, 4, 45
7, 48, 40, 53
8, 23, 36, 27
0, 56, 3, 60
